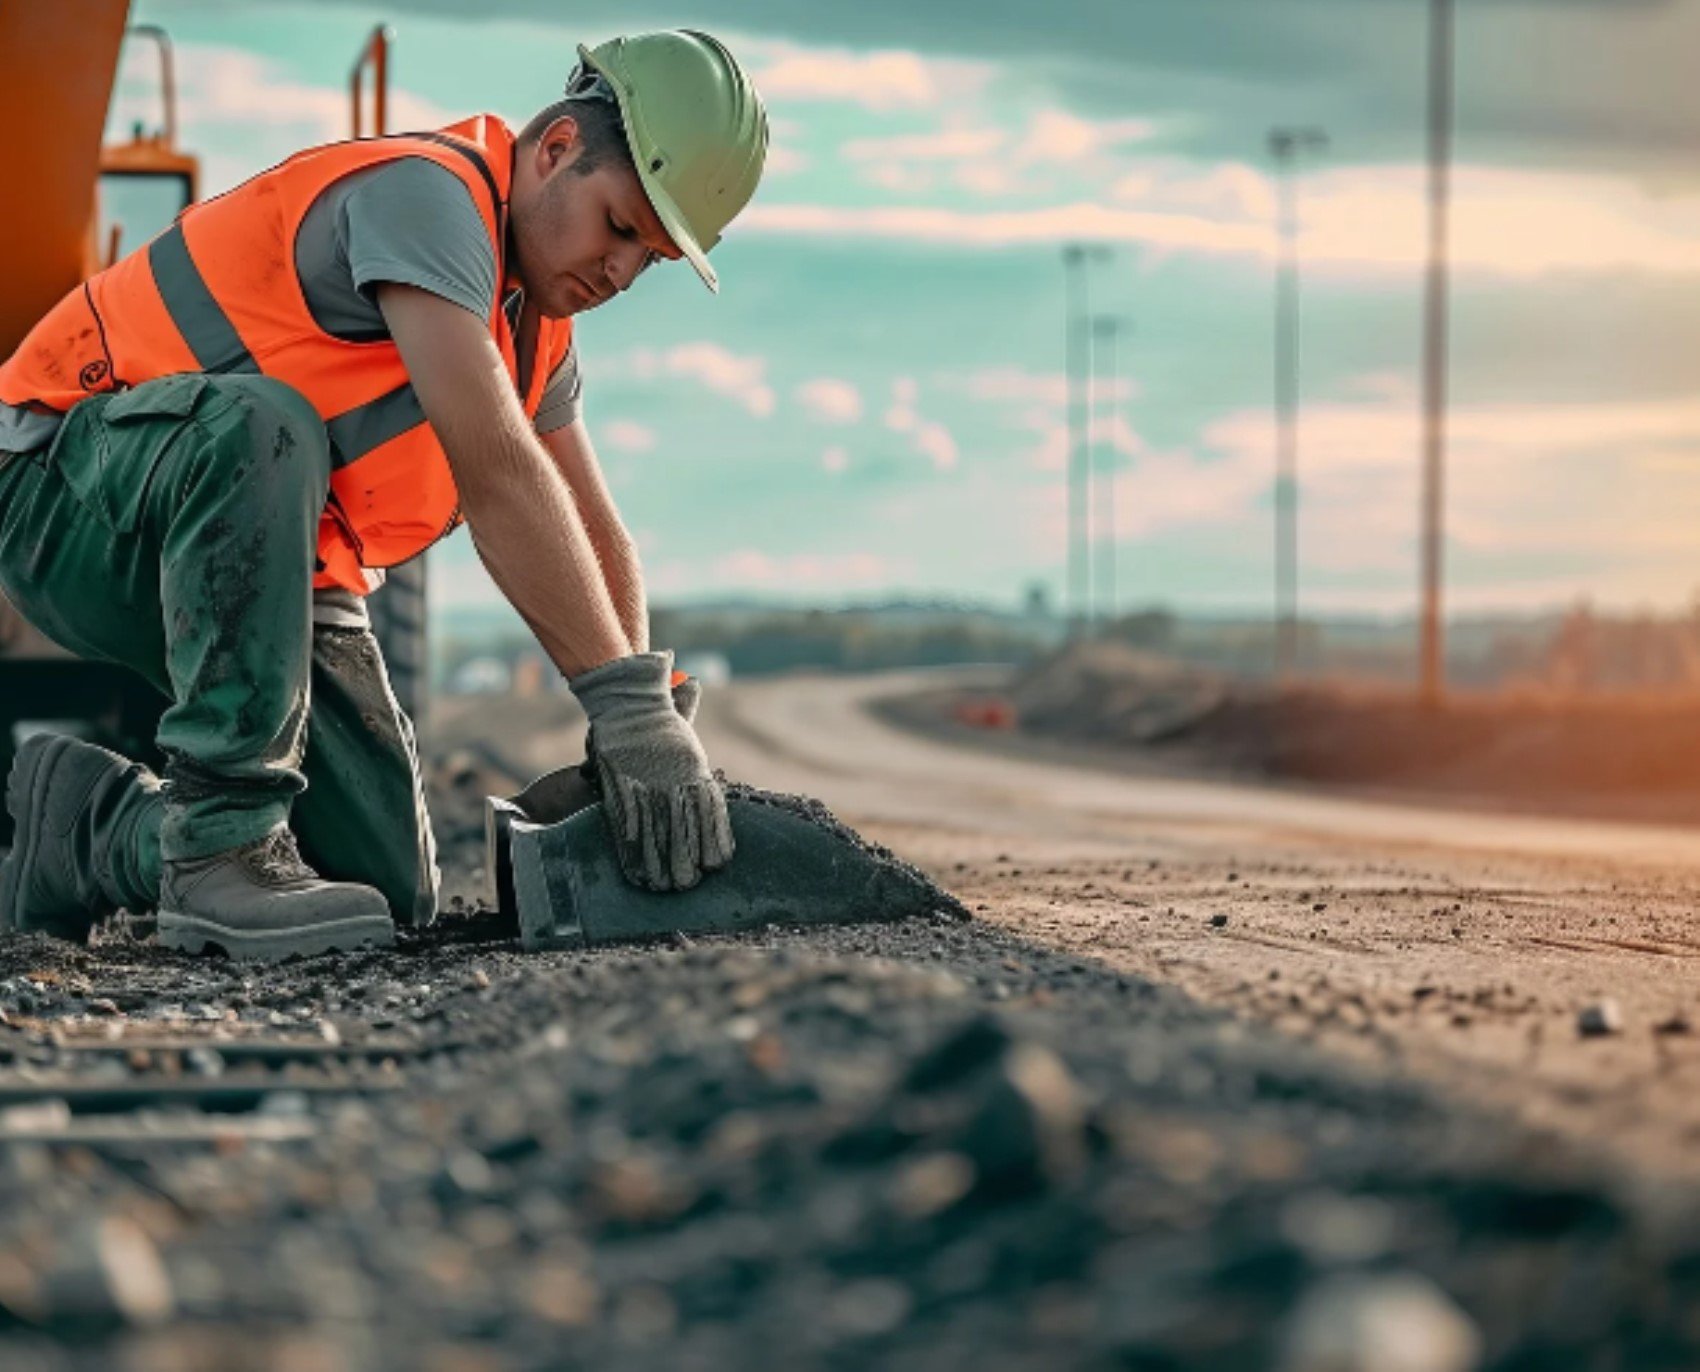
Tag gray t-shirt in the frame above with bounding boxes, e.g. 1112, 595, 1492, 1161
0, 156, 582, 454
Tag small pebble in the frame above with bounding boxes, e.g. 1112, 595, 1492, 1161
1281, 1272, 1480, 1372
1210, 914, 1229, 929
1578, 1001, 1623, 1038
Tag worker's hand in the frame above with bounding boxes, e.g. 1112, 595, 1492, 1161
568, 652, 734, 891
577, 670, 701, 793
671, 672, 702, 725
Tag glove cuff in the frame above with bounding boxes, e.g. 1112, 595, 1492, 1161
568, 650, 675, 715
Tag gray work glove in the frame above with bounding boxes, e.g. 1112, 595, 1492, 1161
575, 670, 702, 791
568, 652, 733, 892
671, 673, 702, 724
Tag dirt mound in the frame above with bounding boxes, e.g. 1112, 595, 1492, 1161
1007, 641, 1228, 745
998, 642, 1700, 824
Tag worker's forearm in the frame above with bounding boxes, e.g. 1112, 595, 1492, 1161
373, 286, 632, 677
587, 520, 649, 654
459, 430, 631, 677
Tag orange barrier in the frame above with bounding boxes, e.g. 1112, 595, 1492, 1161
952, 697, 1018, 731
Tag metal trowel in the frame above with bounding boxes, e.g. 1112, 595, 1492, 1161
485, 765, 598, 925
486, 768, 968, 950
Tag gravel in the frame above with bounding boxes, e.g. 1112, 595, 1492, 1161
0, 789, 1697, 1368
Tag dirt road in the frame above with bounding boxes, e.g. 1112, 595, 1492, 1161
7, 674, 1700, 1367
703, 669, 1700, 1176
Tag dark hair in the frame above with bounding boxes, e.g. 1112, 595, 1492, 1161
520, 70, 635, 178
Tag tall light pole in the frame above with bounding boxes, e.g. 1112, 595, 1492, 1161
1092, 315, 1127, 625
1420, 0, 1455, 706
1063, 244, 1111, 638
1267, 126, 1327, 680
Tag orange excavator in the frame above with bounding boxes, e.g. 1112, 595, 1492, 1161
0, 3, 426, 842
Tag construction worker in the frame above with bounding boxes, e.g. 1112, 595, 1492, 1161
0, 30, 766, 959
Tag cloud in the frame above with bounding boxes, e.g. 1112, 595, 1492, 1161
766, 143, 811, 177
960, 368, 1069, 409
878, 378, 959, 471
943, 367, 1138, 408
1188, 384, 1700, 577
1013, 108, 1156, 164
1019, 410, 1070, 473
747, 43, 946, 110
745, 199, 1268, 259
914, 421, 960, 472
1017, 409, 1144, 474
1292, 164, 1700, 279
884, 377, 920, 433
1112, 160, 1275, 221
796, 378, 864, 424
747, 159, 1700, 279
842, 127, 1006, 163
624, 343, 776, 419
862, 164, 940, 194
599, 419, 656, 453
821, 445, 850, 474
1088, 412, 1144, 460
841, 109, 1158, 199
953, 162, 1017, 197
1200, 387, 1700, 481
708, 549, 904, 589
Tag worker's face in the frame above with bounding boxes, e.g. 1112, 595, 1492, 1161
512, 116, 681, 318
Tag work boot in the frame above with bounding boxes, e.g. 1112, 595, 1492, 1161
158, 825, 394, 962
0, 734, 156, 942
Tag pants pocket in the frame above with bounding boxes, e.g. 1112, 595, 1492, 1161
50, 375, 209, 533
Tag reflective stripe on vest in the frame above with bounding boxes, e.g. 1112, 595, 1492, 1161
147, 225, 258, 375
326, 382, 427, 469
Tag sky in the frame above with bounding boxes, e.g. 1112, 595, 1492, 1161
112, 0, 1700, 620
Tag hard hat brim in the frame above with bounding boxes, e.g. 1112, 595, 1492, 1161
576, 42, 720, 295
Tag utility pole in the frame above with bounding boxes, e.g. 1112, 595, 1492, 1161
1092, 315, 1125, 625
1419, 0, 1455, 706
1063, 244, 1110, 638
1267, 127, 1328, 680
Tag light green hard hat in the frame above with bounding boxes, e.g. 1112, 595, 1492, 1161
576, 29, 769, 294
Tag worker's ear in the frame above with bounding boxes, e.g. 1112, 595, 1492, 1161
538, 115, 584, 176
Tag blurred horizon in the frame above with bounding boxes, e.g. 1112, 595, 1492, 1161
113, 0, 1700, 628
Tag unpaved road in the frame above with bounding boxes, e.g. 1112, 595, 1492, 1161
703, 669, 1700, 1177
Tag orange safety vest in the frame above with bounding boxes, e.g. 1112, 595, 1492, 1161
0, 115, 572, 595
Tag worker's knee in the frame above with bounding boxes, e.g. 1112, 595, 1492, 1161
200, 375, 331, 495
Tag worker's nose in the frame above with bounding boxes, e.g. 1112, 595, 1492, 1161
605, 242, 649, 294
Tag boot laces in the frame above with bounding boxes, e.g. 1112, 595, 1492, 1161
240, 829, 316, 886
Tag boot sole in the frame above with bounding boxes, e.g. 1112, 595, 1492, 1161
0, 735, 70, 935
157, 909, 395, 962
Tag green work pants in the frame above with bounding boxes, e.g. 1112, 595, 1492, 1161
0, 373, 438, 925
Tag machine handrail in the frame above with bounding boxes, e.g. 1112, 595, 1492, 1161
349, 25, 393, 138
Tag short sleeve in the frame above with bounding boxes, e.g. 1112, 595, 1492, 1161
342, 158, 498, 322
533, 345, 584, 433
